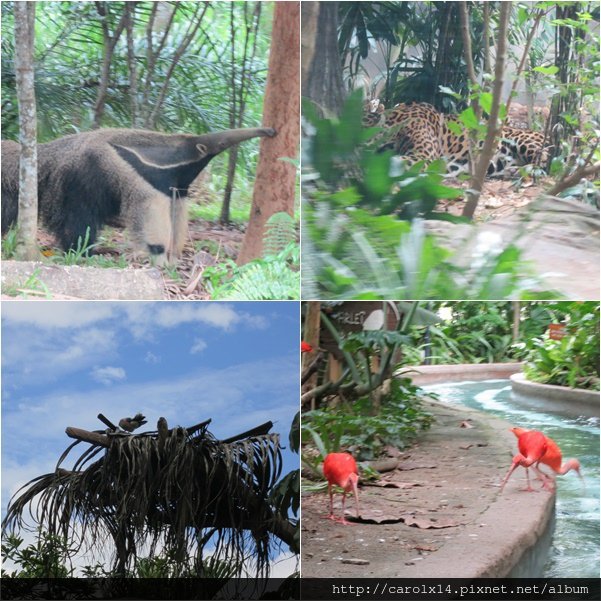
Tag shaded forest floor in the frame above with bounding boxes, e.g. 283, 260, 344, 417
27, 217, 247, 300
438, 176, 549, 222
4, 177, 598, 299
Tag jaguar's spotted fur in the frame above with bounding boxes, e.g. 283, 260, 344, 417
363, 100, 548, 177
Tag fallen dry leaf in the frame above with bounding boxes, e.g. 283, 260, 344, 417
414, 545, 438, 552
384, 445, 403, 458
401, 515, 463, 529
341, 558, 370, 565
366, 481, 422, 489
398, 462, 437, 471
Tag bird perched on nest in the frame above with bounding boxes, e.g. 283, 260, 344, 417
119, 413, 148, 432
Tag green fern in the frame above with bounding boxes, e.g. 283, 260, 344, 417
219, 262, 299, 300
262, 212, 297, 257
206, 242, 299, 300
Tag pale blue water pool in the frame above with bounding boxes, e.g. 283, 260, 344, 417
423, 379, 600, 578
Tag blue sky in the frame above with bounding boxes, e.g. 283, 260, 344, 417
2, 301, 300, 523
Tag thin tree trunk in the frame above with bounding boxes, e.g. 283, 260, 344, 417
220, 2, 262, 224
220, 3, 239, 225
300, 1, 319, 92
237, 2, 300, 265
93, 1, 127, 128
125, 2, 138, 127
512, 301, 520, 341
303, 301, 322, 404
505, 10, 545, 118
145, 3, 209, 129
483, 2, 491, 76
459, 1, 480, 118
14, 1, 39, 261
303, 1, 344, 117
462, 2, 511, 220
142, 3, 177, 111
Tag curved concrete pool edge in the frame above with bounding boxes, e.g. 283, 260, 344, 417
511, 372, 600, 418
398, 399, 556, 579
401, 363, 523, 386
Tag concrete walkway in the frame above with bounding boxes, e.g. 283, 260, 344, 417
301, 398, 555, 578
425, 196, 600, 299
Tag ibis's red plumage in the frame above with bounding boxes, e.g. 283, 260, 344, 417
511, 427, 582, 485
301, 341, 313, 353
323, 452, 360, 524
500, 429, 548, 492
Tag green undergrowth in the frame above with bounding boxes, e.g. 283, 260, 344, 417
301, 377, 434, 480
302, 91, 562, 300
518, 302, 600, 391
203, 212, 299, 300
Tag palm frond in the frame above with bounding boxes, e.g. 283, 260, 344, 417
2, 417, 297, 576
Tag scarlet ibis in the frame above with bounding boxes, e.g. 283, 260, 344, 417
511, 427, 582, 489
119, 413, 147, 432
500, 429, 548, 492
301, 341, 313, 353
323, 452, 360, 525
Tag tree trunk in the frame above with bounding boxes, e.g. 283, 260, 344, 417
145, 2, 208, 129
220, 2, 262, 224
220, 148, 238, 223
462, 2, 511, 220
125, 2, 138, 127
301, 1, 319, 92
512, 301, 520, 341
303, 1, 345, 117
14, 1, 39, 261
302, 301, 322, 402
237, 2, 300, 265
93, 2, 127, 128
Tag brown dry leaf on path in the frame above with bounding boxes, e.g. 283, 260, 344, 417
402, 515, 465, 529
414, 544, 438, 552
398, 462, 437, 471
365, 480, 422, 489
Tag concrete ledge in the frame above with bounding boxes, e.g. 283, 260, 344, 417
1, 261, 165, 300
400, 401, 555, 578
401, 363, 523, 386
302, 396, 556, 578
511, 372, 600, 418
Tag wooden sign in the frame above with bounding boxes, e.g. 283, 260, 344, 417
548, 323, 567, 340
321, 302, 401, 358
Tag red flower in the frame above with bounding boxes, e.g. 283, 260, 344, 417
301, 341, 313, 353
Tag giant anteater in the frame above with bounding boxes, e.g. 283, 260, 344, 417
1, 126, 275, 263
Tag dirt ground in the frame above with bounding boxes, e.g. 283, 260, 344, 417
438, 176, 549, 222
19, 217, 246, 300
301, 398, 554, 578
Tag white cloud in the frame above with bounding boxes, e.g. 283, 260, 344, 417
190, 338, 207, 354
2, 326, 118, 386
154, 304, 243, 330
3, 356, 297, 445
269, 552, 298, 578
119, 303, 267, 339
1, 301, 116, 328
144, 351, 160, 364
91, 366, 126, 385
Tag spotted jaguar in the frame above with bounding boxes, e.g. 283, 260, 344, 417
363, 99, 548, 177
